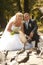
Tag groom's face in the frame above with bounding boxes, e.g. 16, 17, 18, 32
24, 13, 30, 21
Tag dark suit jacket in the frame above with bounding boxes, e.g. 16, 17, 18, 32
23, 19, 38, 36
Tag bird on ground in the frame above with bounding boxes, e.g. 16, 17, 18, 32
5, 62, 7, 65
5, 51, 8, 59
38, 47, 43, 56
10, 51, 30, 63
10, 53, 18, 62
17, 51, 30, 64
10, 57, 15, 62
10, 49, 25, 62
36, 48, 41, 55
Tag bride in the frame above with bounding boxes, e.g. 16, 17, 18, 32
0, 12, 33, 51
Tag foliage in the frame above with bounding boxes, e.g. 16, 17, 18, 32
0, 0, 43, 29
32, 8, 42, 22
24, 0, 37, 13
0, 0, 22, 28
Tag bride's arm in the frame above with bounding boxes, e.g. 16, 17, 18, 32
21, 23, 24, 33
7, 22, 14, 32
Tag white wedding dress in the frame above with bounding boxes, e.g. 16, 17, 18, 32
0, 15, 33, 51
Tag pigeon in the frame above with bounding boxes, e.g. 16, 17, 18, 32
5, 51, 8, 59
5, 62, 7, 65
10, 50, 32, 63
36, 48, 41, 55
10, 57, 15, 62
18, 51, 30, 64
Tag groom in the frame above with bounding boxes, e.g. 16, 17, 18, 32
23, 13, 40, 48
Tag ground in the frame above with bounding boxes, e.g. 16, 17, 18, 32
0, 32, 43, 65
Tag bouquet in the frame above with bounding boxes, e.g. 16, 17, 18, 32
11, 27, 19, 35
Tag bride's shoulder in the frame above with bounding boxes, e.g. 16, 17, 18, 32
9, 15, 16, 23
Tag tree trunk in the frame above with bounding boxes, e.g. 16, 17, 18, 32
24, 0, 29, 13
0, 11, 7, 28
17, 0, 22, 12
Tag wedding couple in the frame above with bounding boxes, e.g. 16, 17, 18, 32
0, 12, 39, 51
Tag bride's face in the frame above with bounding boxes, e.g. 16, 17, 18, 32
16, 15, 23, 26
17, 15, 23, 21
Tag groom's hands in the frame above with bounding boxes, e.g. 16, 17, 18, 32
29, 32, 34, 38
25, 32, 34, 41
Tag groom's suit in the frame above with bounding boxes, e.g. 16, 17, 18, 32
23, 19, 40, 47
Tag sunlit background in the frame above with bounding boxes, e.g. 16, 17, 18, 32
0, 0, 43, 33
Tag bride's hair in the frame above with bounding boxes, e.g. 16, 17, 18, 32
16, 12, 23, 19
16, 12, 23, 16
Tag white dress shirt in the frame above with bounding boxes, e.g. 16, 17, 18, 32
25, 20, 29, 29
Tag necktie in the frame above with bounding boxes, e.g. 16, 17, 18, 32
25, 22, 28, 29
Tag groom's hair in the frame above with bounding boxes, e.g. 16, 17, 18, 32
24, 13, 30, 17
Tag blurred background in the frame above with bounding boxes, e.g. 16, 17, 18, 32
0, 0, 43, 33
